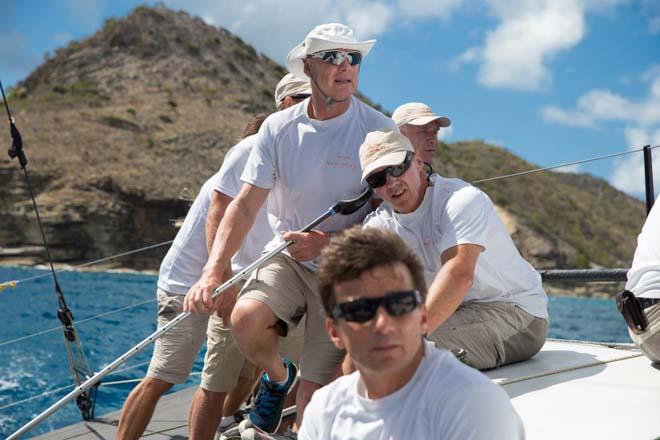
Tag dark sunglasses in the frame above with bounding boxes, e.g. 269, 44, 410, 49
289, 94, 311, 101
331, 290, 423, 323
366, 151, 415, 189
310, 50, 363, 67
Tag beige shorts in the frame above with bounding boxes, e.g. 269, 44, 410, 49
148, 288, 273, 391
428, 301, 547, 370
238, 254, 344, 385
629, 303, 660, 364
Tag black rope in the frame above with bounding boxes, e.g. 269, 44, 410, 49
1, 80, 97, 420
538, 268, 628, 282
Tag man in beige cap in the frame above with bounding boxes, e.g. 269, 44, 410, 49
185, 23, 396, 437
359, 129, 548, 371
117, 74, 310, 440
392, 102, 451, 165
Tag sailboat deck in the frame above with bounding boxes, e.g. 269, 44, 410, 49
33, 339, 660, 440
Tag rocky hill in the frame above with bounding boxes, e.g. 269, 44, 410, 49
0, 6, 647, 296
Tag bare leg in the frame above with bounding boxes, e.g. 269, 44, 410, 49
293, 380, 321, 429
188, 388, 227, 440
117, 377, 173, 440
231, 299, 286, 381
223, 369, 261, 416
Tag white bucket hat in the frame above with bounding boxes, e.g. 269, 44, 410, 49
359, 130, 415, 181
274, 73, 311, 109
286, 23, 376, 80
392, 102, 451, 128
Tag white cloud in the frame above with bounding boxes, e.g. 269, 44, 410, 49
162, 0, 396, 65
477, 0, 586, 90
448, 46, 480, 73
611, 127, 660, 195
541, 80, 660, 129
397, 0, 463, 21
541, 68, 660, 196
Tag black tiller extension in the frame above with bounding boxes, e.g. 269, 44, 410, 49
1, 80, 98, 420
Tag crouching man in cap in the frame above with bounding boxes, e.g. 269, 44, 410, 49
392, 102, 451, 165
299, 226, 523, 439
185, 23, 396, 438
359, 130, 548, 370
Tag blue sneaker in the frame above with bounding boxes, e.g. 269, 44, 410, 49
247, 357, 298, 433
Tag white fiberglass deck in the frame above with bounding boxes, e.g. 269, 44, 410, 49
33, 339, 660, 440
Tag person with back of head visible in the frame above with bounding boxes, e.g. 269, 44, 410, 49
184, 22, 397, 439
298, 226, 524, 439
359, 129, 548, 371
618, 201, 660, 365
117, 74, 311, 440
392, 102, 451, 165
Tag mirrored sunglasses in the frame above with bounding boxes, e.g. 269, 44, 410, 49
310, 50, 363, 67
331, 290, 423, 323
366, 151, 415, 189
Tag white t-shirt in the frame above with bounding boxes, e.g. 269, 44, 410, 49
241, 96, 396, 270
626, 202, 660, 299
364, 175, 548, 319
158, 135, 273, 295
299, 341, 524, 440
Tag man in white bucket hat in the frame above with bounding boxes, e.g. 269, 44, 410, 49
185, 23, 396, 437
392, 102, 451, 165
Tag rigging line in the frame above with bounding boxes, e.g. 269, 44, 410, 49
0, 384, 75, 412
101, 371, 202, 387
473, 144, 660, 184
0, 298, 155, 348
2, 240, 173, 287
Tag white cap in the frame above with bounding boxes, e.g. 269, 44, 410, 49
286, 23, 376, 80
274, 73, 311, 109
391, 102, 451, 127
359, 130, 415, 181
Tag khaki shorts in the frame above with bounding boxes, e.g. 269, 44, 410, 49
428, 301, 547, 370
147, 288, 272, 390
238, 254, 344, 385
629, 303, 660, 364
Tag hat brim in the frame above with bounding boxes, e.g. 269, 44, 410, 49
361, 150, 408, 182
286, 39, 376, 80
405, 116, 452, 127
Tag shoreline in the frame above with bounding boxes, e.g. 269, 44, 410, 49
0, 262, 159, 277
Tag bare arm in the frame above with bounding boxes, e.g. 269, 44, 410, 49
205, 190, 233, 254
425, 243, 482, 334
184, 183, 269, 313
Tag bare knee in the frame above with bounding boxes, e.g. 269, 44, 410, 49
140, 377, 174, 396
231, 299, 278, 338
296, 380, 321, 408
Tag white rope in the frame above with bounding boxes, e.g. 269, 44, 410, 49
473, 144, 659, 184
0, 298, 155, 347
1, 240, 173, 286
0, 384, 74, 412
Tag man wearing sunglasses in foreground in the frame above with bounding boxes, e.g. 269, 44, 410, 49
185, 23, 396, 438
360, 130, 548, 370
299, 226, 523, 439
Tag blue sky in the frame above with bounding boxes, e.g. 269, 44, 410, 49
2, 0, 659, 197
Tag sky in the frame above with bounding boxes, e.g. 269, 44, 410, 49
1, 0, 659, 198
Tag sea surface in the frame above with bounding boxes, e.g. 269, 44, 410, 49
0, 266, 631, 438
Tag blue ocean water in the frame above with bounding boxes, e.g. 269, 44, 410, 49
0, 266, 631, 438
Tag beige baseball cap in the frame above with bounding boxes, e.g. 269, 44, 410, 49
274, 73, 311, 109
359, 130, 415, 181
391, 102, 451, 127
